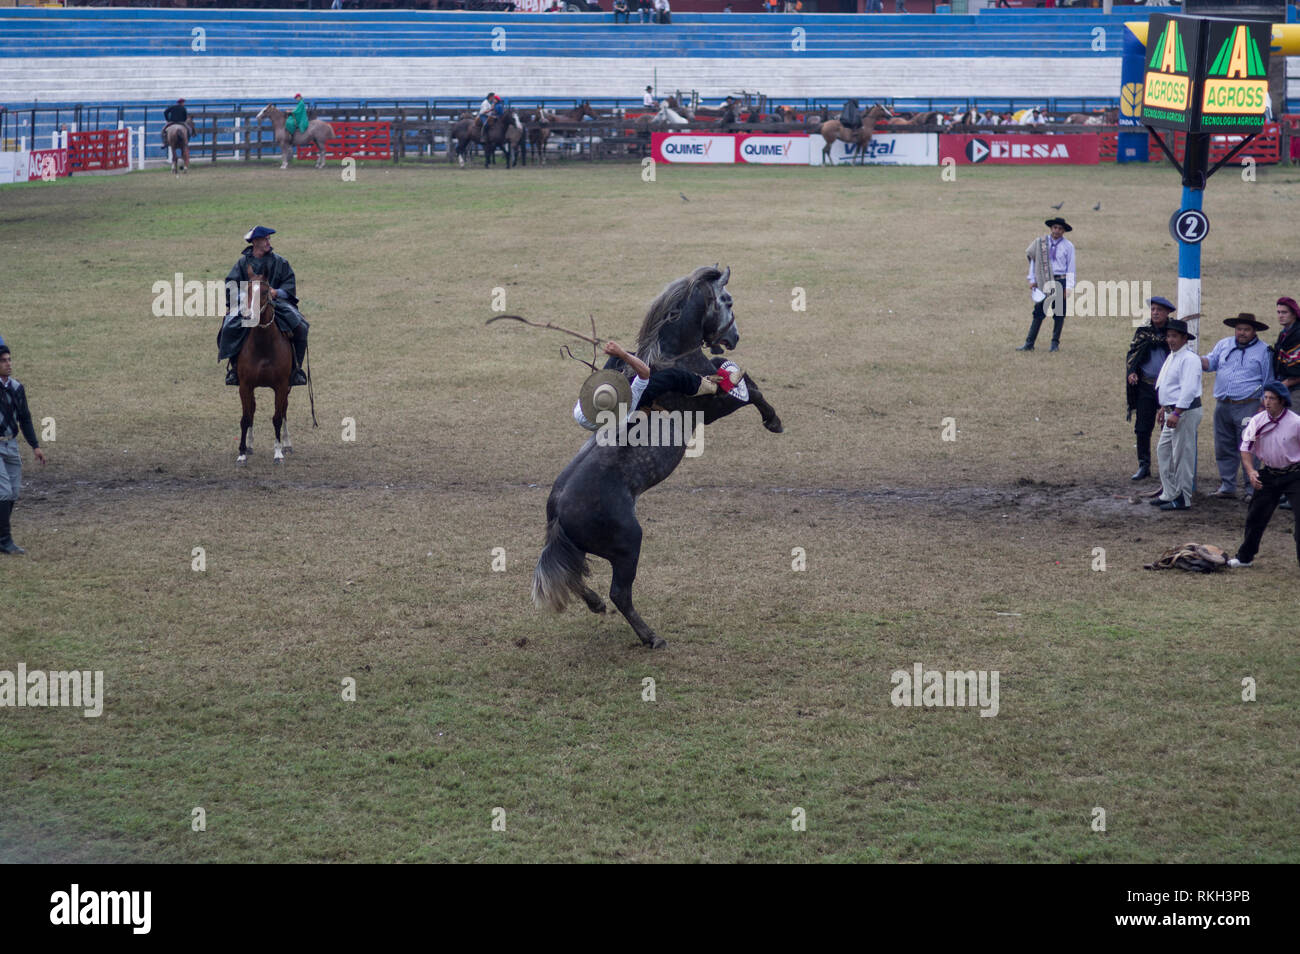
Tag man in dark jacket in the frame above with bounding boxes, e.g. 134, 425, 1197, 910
0, 342, 47, 555
219, 226, 309, 386
1125, 295, 1174, 480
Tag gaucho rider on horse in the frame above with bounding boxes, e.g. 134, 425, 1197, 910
218, 226, 309, 387
477, 93, 503, 133
839, 98, 863, 131
285, 93, 309, 136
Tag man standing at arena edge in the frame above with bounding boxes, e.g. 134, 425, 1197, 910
1126, 295, 1174, 481
1228, 382, 1300, 569
0, 340, 48, 555
1200, 313, 1271, 499
1150, 319, 1202, 511
1018, 217, 1075, 352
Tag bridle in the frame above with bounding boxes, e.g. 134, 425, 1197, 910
247, 277, 276, 329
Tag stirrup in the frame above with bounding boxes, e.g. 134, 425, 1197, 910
290, 368, 307, 387
225, 366, 239, 386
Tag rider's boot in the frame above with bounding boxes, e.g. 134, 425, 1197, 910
226, 361, 238, 386
290, 330, 308, 387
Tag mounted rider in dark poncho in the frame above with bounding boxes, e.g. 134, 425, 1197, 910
839, 98, 863, 130
217, 225, 309, 387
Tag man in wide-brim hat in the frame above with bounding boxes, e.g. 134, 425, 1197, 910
1201, 312, 1272, 498
1126, 295, 1176, 481
1018, 217, 1076, 352
1151, 319, 1203, 510
1228, 381, 1300, 568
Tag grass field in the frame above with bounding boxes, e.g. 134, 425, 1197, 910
1, 159, 1297, 863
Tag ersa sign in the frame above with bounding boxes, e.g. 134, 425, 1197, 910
939, 134, 1099, 166
1143, 14, 1271, 133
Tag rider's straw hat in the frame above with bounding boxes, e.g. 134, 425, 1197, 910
579, 370, 633, 426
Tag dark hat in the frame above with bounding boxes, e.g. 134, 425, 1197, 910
1263, 381, 1292, 407
0, 342, 9, 357
1278, 297, 1300, 320
177, 97, 186, 104
1044, 217, 1072, 232
1165, 318, 1195, 341
645, 85, 652, 91
243, 226, 276, 242
1148, 296, 1176, 313
1224, 312, 1269, 332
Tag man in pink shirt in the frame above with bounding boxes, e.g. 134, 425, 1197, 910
1228, 381, 1300, 568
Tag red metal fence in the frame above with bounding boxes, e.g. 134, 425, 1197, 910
1100, 124, 1282, 164
295, 122, 392, 161
68, 128, 130, 172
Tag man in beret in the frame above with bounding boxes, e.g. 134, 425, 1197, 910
1018, 217, 1075, 352
1200, 313, 1272, 499
218, 226, 309, 387
1228, 382, 1300, 568
1150, 318, 1202, 510
1125, 295, 1175, 480
0, 342, 47, 555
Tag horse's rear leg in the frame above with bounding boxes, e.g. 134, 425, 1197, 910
272, 386, 288, 462
579, 585, 607, 614
606, 528, 666, 649
281, 419, 292, 455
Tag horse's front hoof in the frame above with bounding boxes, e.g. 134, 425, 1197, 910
648, 636, 668, 650
764, 416, 784, 433
236, 455, 247, 465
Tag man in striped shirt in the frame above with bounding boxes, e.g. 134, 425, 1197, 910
1228, 382, 1300, 568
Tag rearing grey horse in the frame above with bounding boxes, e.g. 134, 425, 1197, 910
532, 266, 783, 650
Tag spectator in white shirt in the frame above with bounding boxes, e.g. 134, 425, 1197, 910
1151, 319, 1204, 510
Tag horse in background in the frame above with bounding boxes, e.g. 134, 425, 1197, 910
234, 267, 294, 464
1065, 108, 1119, 125
254, 103, 335, 170
531, 266, 782, 650
482, 108, 524, 168
450, 112, 481, 166
161, 118, 196, 174
818, 103, 890, 165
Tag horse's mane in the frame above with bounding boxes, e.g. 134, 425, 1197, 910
635, 265, 723, 370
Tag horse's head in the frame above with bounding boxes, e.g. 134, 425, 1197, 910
637, 266, 738, 366
244, 265, 275, 327
254, 104, 278, 124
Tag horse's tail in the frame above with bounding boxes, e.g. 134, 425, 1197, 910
532, 517, 588, 613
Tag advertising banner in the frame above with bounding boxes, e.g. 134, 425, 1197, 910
938, 134, 1100, 165
735, 134, 810, 165
809, 134, 937, 167
27, 148, 69, 181
651, 133, 735, 164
